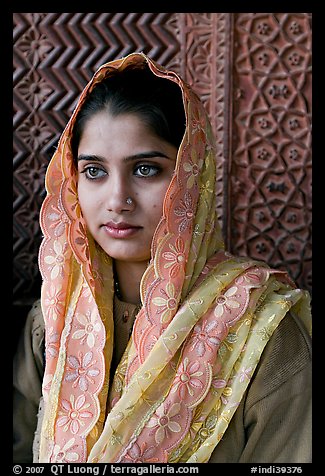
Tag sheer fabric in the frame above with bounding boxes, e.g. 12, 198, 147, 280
38, 53, 311, 463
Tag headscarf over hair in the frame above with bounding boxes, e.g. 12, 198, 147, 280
38, 52, 311, 463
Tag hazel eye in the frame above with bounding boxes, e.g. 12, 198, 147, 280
135, 164, 160, 177
82, 166, 106, 180
139, 165, 151, 176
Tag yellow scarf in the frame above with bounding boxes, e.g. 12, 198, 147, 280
38, 52, 311, 463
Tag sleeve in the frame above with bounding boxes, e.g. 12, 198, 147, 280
209, 311, 312, 463
13, 300, 45, 463
239, 361, 312, 463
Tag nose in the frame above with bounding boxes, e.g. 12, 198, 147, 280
104, 174, 135, 213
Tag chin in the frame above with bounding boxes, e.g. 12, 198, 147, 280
102, 245, 150, 263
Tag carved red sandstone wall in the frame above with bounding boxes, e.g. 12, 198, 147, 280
13, 13, 312, 312
230, 13, 312, 292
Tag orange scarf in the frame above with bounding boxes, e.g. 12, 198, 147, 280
38, 53, 311, 463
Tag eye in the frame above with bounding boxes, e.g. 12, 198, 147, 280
134, 164, 160, 177
81, 166, 107, 180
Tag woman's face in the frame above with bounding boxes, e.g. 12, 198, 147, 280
77, 110, 177, 265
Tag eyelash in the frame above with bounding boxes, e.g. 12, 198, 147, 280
134, 164, 161, 178
80, 166, 105, 180
80, 164, 162, 180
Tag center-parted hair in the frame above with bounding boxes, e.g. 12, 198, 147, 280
72, 65, 186, 157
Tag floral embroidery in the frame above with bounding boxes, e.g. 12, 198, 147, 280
152, 282, 178, 324
235, 270, 262, 286
46, 326, 60, 358
171, 357, 203, 398
37, 54, 307, 464
257, 326, 274, 341
147, 402, 182, 445
47, 201, 70, 238
45, 284, 64, 321
123, 442, 159, 463
183, 152, 203, 189
214, 287, 240, 318
174, 192, 194, 233
57, 394, 92, 434
199, 179, 214, 199
72, 309, 101, 348
185, 413, 218, 459
211, 377, 226, 390
195, 415, 216, 444
187, 407, 206, 440
90, 257, 104, 289
74, 221, 89, 259
162, 237, 186, 278
191, 109, 206, 143
189, 320, 221, 357
44, 239, 68, 279
81, 282, 93, 303
65, 351, 100, 391
238, 366, 253, 383
52, 438, 79, 462
211, 378, 232, 405
65, 179, 81, 218
42, 373, 53, 401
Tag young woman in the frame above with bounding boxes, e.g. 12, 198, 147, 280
13, 52, 312, 464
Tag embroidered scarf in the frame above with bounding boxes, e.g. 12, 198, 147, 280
38, 52, 311, 463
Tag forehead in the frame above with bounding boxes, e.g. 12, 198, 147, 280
77, 111, 178, 160
80, 111, 156, 142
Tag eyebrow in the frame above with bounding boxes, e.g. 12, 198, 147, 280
77, 151, 173, 163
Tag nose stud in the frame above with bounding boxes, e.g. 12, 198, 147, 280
126, 197, 133, 205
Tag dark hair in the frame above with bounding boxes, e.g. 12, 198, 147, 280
72, 66, 185, 157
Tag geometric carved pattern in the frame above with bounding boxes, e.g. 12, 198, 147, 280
13, 13, 312, 307
229, 13, 312, 293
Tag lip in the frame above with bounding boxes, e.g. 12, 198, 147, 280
103, 221, 142, 239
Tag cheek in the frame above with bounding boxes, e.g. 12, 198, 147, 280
148, 193, 166, 225
77, 184, 97, 222
151, 202, 161, 219
77, 185, 87, 213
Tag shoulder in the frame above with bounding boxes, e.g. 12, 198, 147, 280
245, 310, 311, 409
25, 299, 45, 336
18, 299, 45, 366
13, 299, 45, 392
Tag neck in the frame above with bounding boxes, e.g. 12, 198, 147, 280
114, 260, 148, 305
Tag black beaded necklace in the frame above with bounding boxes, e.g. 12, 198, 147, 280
114, 275, 123, 300
113, 261, 144, 314
114, 273, 142, 311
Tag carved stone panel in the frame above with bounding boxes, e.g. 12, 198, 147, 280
229, 13, 312, 292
